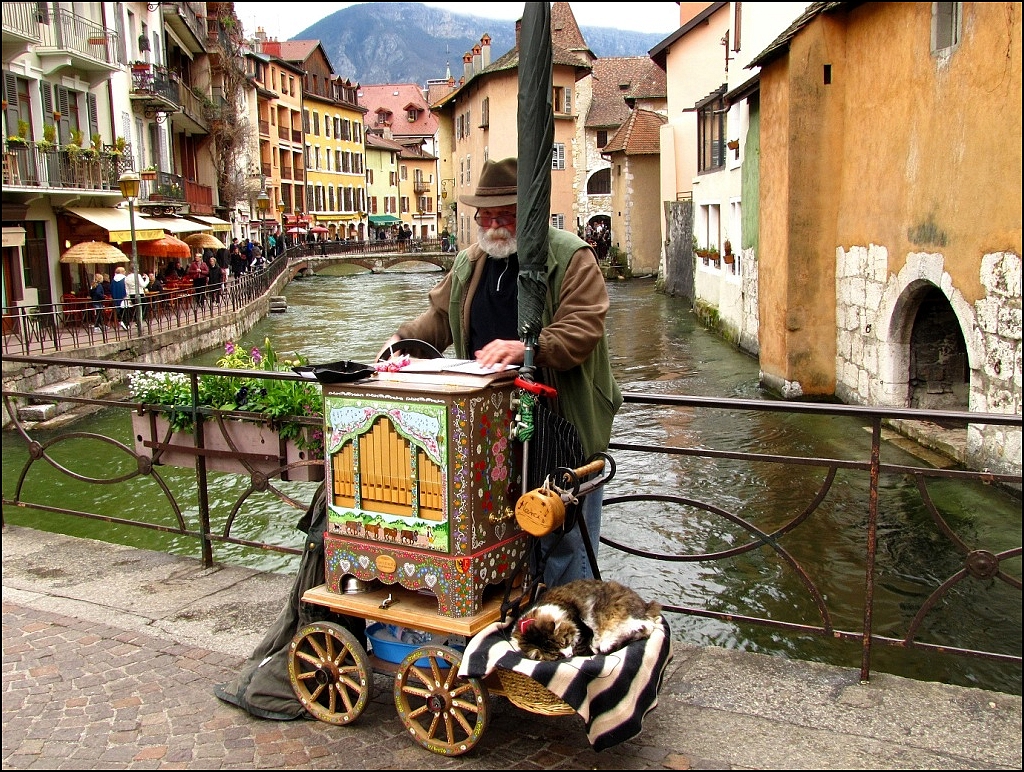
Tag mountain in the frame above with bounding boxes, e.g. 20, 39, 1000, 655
279, 2, 665, 85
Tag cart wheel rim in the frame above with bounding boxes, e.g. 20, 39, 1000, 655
288, 621, 371, 725
394, 644, 489, 756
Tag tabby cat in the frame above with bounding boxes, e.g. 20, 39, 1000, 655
510, 579, 662, 661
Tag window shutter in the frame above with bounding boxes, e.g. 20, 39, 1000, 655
87, 93, 99, 139
40, 80, 52, 121
564, 87, 572, 114
56, 86, 71, 144
5, 74, 19, 134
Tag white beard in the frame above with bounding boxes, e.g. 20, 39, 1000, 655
478, 226, 517, 258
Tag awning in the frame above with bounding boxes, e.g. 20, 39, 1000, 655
143, 216, 210, 234
65, 207, 164, 243
188, 215, 233, 232
368, 215, 401, 225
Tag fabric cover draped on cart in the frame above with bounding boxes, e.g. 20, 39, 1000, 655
459, 616, 673, 751
213, 485, 366, 720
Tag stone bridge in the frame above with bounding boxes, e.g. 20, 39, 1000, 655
286, 250, 455, 277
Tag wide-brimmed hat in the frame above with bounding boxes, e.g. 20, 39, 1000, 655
459, 157, 518, 208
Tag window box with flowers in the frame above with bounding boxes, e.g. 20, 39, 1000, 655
129, 339, 325, 481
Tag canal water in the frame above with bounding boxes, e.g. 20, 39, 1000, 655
3, 266, 1020, 694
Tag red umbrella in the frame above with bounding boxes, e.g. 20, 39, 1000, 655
309, 225, 329, 234
287, 227, 307, 235
133, 234, 191, 259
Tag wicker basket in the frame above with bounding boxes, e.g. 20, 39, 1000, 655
494, 667, 575, 716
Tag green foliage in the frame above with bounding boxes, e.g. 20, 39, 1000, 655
128, 338, 324, 456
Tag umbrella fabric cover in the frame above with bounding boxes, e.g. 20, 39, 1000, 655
286, 227, 307, 234
309, 225, 329, 234
135, 234, 191, 259
59, 240, 130, 264
516, 1, 554, 356
184, 232, 226, 251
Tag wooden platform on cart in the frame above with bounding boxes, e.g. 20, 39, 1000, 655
301, 583, 505, 638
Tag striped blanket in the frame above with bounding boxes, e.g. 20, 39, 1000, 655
458, 616, 673, 751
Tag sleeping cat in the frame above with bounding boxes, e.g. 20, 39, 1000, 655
510, 579, 662, 661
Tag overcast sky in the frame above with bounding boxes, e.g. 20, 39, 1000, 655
232, 2, 681, 41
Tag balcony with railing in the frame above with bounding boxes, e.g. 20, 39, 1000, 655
159, 1, 206, 52
129, 62, 181, 114
33, 4, 119, 74
2, 1, 43, 43
3, 140, 131, 192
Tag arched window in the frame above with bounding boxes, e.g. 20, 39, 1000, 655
587, 168, 611, 195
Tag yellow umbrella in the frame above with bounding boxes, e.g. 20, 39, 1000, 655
59, 240, 130, 264
184, 232, 226, 252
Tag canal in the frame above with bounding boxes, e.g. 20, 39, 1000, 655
3, 266, 1020, 694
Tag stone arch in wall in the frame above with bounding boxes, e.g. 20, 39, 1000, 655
874, 253, 979, 411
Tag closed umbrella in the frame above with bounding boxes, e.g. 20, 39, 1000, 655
59, 240, 130, 264
517, 1, 553, 367
184, 232, 226, 251
135, 234, 191, 259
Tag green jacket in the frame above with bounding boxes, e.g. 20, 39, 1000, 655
397, 227, 622, 457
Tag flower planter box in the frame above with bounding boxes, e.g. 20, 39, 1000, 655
131, 411, 324, 481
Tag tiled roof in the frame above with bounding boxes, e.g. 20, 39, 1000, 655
749, 2, 842, 69
551, 1, 593, 59
602, 108, 666, 155
364, 132, 405, 152
357, 83, 438, 137
586, 57, 667, 129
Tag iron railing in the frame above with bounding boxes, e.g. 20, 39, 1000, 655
1, 360, 1020, 686
1, 256, 286, 356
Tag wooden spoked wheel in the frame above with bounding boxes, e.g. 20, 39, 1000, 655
288, 621, 371, 725
393, 644, 489, 755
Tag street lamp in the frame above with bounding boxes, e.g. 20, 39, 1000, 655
118, 171, 143, 337
256, 190, 270, 255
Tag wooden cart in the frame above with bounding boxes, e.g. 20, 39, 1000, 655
287, 367, 614, 755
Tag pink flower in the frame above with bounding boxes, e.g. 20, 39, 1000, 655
250, 348, 262, 364
225, 341, 235, 355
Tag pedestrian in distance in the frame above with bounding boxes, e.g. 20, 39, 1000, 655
110, 266, 130, 330
88, 273, 106, 329
379, 157, 622, 590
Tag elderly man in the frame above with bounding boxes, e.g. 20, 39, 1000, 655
381, 157, 622, 589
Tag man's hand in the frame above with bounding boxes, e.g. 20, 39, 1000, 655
474, 338, 525, 369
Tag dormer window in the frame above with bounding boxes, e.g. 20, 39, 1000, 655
407, 108, 418, 122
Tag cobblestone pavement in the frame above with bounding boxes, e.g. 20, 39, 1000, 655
3, 525, 1021, 770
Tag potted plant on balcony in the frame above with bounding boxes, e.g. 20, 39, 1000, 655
6, 120, 29, 149
128, 338, 325, 481
140, 165, 157, 181
36, 124, 57, 153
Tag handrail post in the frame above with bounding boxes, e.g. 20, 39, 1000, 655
190, 372, 214, 567
860, 415, 882, 682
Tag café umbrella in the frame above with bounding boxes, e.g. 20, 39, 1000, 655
134, 234, 191, 259
59, 240, 129, 264
184, 232, 226, 252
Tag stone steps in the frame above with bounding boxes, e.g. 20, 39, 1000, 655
269, 295, 287, 313
17, 375, 113, 424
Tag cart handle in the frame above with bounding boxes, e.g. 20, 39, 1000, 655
514, 376, 557, 399
552, 452, 616, 501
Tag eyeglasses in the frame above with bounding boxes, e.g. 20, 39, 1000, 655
474, 212, 517, 228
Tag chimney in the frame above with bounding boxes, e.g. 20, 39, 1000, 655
481, 34, 491, 69
515, 18, 521, 49
472, 44, 482, 74
463, 52, 473, 82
